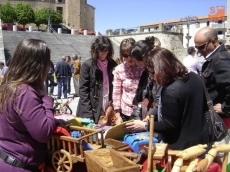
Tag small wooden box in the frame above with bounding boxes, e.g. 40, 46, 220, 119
84, 148, 140, 172
104, 138, 129, 151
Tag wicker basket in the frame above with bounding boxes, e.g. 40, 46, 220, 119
84, 148, 140, 172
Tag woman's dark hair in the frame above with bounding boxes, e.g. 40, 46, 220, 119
131, 36, 155, 61
91, 36, 114, 60
119, 38, 136, 62
148, 48, 188, 86
0, 39, 51, 113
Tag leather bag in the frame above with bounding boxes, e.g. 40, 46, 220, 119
201, 79, 228, 141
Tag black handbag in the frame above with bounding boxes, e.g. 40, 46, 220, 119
201, 80, 228, 142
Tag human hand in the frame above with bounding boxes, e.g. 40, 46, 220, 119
125, 120, 146, 133
114, 113, 123, 125
143, 115, 149, 122
213, 103, 224, 114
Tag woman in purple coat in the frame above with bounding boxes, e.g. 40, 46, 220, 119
0, 39, 56, 171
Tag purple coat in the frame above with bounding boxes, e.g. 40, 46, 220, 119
0, 84, 56, 171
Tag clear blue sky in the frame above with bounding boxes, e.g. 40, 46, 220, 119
87, 0, 227, 34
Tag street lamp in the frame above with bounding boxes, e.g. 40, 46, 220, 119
180, 16, 198, 48
42, 0, 51, 32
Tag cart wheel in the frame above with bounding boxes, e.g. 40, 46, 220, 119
52, 149, 73, 172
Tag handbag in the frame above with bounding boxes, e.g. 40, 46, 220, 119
98, 102, 119, 126
201, 80, 228, 141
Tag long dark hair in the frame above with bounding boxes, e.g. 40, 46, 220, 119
91, 36, 114, 60
0, 39, 51, 113
148, 48, 188, 86
131, 36, 155, 61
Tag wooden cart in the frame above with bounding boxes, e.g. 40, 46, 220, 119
47, 125, 105, 172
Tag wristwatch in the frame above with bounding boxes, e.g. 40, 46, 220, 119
145, 121, 149, 131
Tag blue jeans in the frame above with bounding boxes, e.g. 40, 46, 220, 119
57, 77, 68, 98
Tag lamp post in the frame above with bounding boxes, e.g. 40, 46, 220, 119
180, 16, 198, 48
42, 0, 51, 32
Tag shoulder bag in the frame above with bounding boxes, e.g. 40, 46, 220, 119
201, 79, 228, 142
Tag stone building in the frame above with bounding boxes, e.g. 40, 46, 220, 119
0, 0, 95, 31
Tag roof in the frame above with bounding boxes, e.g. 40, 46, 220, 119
141, 14, 227, 27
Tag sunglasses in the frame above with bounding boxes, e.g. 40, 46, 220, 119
123, 54, 132, 58
195, 38, 213, 50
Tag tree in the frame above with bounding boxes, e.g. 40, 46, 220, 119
34, 8, 47, 30
34, 8, 63, 30
0, 2, 16, 23
14, 3, 35, 27
49, 9, 63, 24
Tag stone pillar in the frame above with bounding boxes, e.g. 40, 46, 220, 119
0, 19, 5, 63
13, 25, 17, 31
106, 29, 112, 36
83, 30, 87, 35
29, 26, 33, 32
71, 29, 75, 34
137, 26, 142, 33
120, 28, 125, 35
158, 23, 164, 31
95, 31, 99, 36
58, 28, 62, 34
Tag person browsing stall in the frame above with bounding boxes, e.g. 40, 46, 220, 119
125, 48, 209, 150
0, 39, 56, 171
77, 36, 117, 124
112, 38, 144, 122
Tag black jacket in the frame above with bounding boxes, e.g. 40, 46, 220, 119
202, 44, 230, 116
155, 72, 209, 150
55, 60, 71, 78
77, 58, 117, 123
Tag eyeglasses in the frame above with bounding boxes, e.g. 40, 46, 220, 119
195, 38, 214, 50
123, 54, 132, 58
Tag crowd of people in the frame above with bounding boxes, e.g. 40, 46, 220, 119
0, 26, 230, 171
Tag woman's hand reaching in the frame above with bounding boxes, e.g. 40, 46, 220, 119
125, 120, 146, 133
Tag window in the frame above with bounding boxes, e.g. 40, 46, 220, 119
56, 7, 63, 15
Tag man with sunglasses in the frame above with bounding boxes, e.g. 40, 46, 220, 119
194, 27, 230, 161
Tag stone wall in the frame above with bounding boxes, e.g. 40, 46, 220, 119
109, 31, 186, 62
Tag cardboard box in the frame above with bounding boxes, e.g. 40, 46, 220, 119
84, 148, 140, 172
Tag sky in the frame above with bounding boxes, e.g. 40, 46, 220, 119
87, 0, 227, 34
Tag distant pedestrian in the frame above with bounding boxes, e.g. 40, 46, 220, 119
183, 46, 202, 74
65, 56, 72, 94
72, 54, 81, 96
55, 56, 71, 99
45, 61, 56, 95
0, 61, 8, 77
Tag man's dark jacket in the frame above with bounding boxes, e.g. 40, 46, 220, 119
202, 44, 230, 124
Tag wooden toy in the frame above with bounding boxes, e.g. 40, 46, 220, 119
47, 125, 105, 172
84, 148, 140, 172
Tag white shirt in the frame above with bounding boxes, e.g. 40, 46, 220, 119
183, 55, 202, 74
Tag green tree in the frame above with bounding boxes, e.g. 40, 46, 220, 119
0, 2, 16, 23
49, 9, 63, 24
34, 8, 47, 30
34, 8, 63, 30
14, 3, 35, 27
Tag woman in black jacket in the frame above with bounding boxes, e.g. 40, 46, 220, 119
125, 48, 209, 150
77, 36, 117, 123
